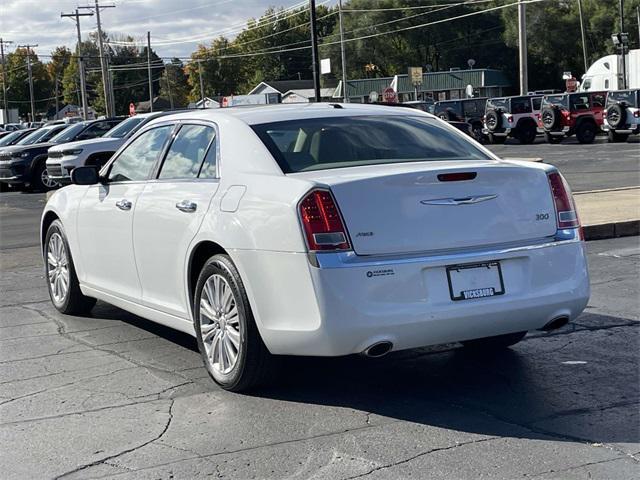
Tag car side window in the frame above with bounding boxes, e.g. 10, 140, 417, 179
591, 93, 605, 108
532, 98, 542, 110
198, 135, 218, 179
511, 98, 531, 114
157, 124, 215, 180
81, 121, 113, 139
107, 125, 173, 183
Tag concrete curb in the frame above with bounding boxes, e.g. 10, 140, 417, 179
583, 220, 640, 241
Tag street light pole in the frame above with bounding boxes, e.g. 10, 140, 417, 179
62, 9, 93, 120
198, 61, 205, 107
338, 0, 348, 103
309, 0, 321, 102
517, 0, 528, 95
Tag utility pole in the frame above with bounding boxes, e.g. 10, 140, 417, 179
338, 0, 348, 103
517, 0, 528, 95
198, 61, 205, 107
80, 1, 115, 117
62, 9, 93, 119
637, 6, 639, 46
577, 0, 588, 74
19, 44, 38, 122
147, 31, 153, 112
309, 0, 321, 102
619, 0, 627, 90
0, 39, 13, 114
165, 63, 174, 109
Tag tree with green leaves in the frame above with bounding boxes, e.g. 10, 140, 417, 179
4, 47, 52, 118
159, 58, 190, 108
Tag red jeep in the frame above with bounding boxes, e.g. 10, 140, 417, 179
539, 91, 606, 143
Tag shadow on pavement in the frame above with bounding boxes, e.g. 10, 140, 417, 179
87, 299, 639, 447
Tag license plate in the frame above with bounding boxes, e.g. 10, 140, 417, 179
446, 262, 505, 301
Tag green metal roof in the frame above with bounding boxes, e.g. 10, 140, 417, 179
335, 69, 510, 98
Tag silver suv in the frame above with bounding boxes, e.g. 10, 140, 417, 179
483, 95, 542, 144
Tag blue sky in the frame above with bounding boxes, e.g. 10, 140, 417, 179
0, 0, 302, 59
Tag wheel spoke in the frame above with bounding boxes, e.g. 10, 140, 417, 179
204, 279, 215, 310
200, 298, 216, 321
226, 327, 240, 349
210, 330, 222, 364
201, 323, 217, 343
221, 286, 233, 312
47, 252, 57, 267
223, 335, 237, 366
226, 306, 238, 324
217, 332, 226, 371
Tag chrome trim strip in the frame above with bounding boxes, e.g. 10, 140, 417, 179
0, 175, 19, 181
312, 229, 581, 269
420, 194, 498, 206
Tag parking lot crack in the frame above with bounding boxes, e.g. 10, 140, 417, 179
341, 437, 498, 479
53, 399, 175, 479
523, 457, 629, 477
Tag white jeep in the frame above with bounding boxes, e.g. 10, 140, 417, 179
603, 89, 640, 143
483, 95, 542, 144
47, 112, 167, 182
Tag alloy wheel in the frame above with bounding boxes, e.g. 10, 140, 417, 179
47, 232, 69, 304
42, 168, 59, 189
199, 274, 241, 375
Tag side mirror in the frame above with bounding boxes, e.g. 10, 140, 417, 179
71, 166, 100, 185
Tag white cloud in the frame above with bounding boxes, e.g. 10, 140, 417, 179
0, 0, 300, 60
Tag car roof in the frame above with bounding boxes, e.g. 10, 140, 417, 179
144, 103, 434, 127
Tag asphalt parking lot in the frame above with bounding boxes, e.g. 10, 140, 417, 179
1, 140, 639, 479
486, 135, 639, 192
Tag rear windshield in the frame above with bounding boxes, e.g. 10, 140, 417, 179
486, 98, 508, 111
607, 90, 638, 107
252, 116, 490, 173
542, 95, 569, 109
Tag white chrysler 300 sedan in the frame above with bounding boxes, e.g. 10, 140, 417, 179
41, 104, 590, 391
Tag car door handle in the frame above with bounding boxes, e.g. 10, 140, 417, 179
115, 199, 132, 211
175, 200, 197, 213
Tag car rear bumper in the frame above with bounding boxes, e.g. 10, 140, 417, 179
233, 231, 590, 356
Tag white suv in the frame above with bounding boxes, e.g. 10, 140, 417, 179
47, 112, 168, 182
603, 89, 639, 142
483, 95, 542, 144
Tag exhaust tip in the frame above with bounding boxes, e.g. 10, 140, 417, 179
540, 316, 570, 332
363, 341, 393, 358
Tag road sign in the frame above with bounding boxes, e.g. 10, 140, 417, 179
566, 77, 578, 92
408, 67, 422, 86
465, 84, 474, 98
129, 102, 135, 116
369, 91, 379, 103
382, 87, 397, 103
320, 58, 331, 74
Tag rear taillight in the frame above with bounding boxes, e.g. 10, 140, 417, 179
299, 189, 350, 251
507, 115, 513, 123
547, 172, 580, 229
634, 111, 639, 118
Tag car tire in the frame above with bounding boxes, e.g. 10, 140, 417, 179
488, 133, 506, 144
45, 219, 96, 315
32, 160, 59, 192
461, 331, 527, 350
194, 254, 278, 392
606, 103, 626, 129
544, 131, 562, 144
576, 121, 597, 144
607, 130, 629, 143
517, 123, 537, 144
